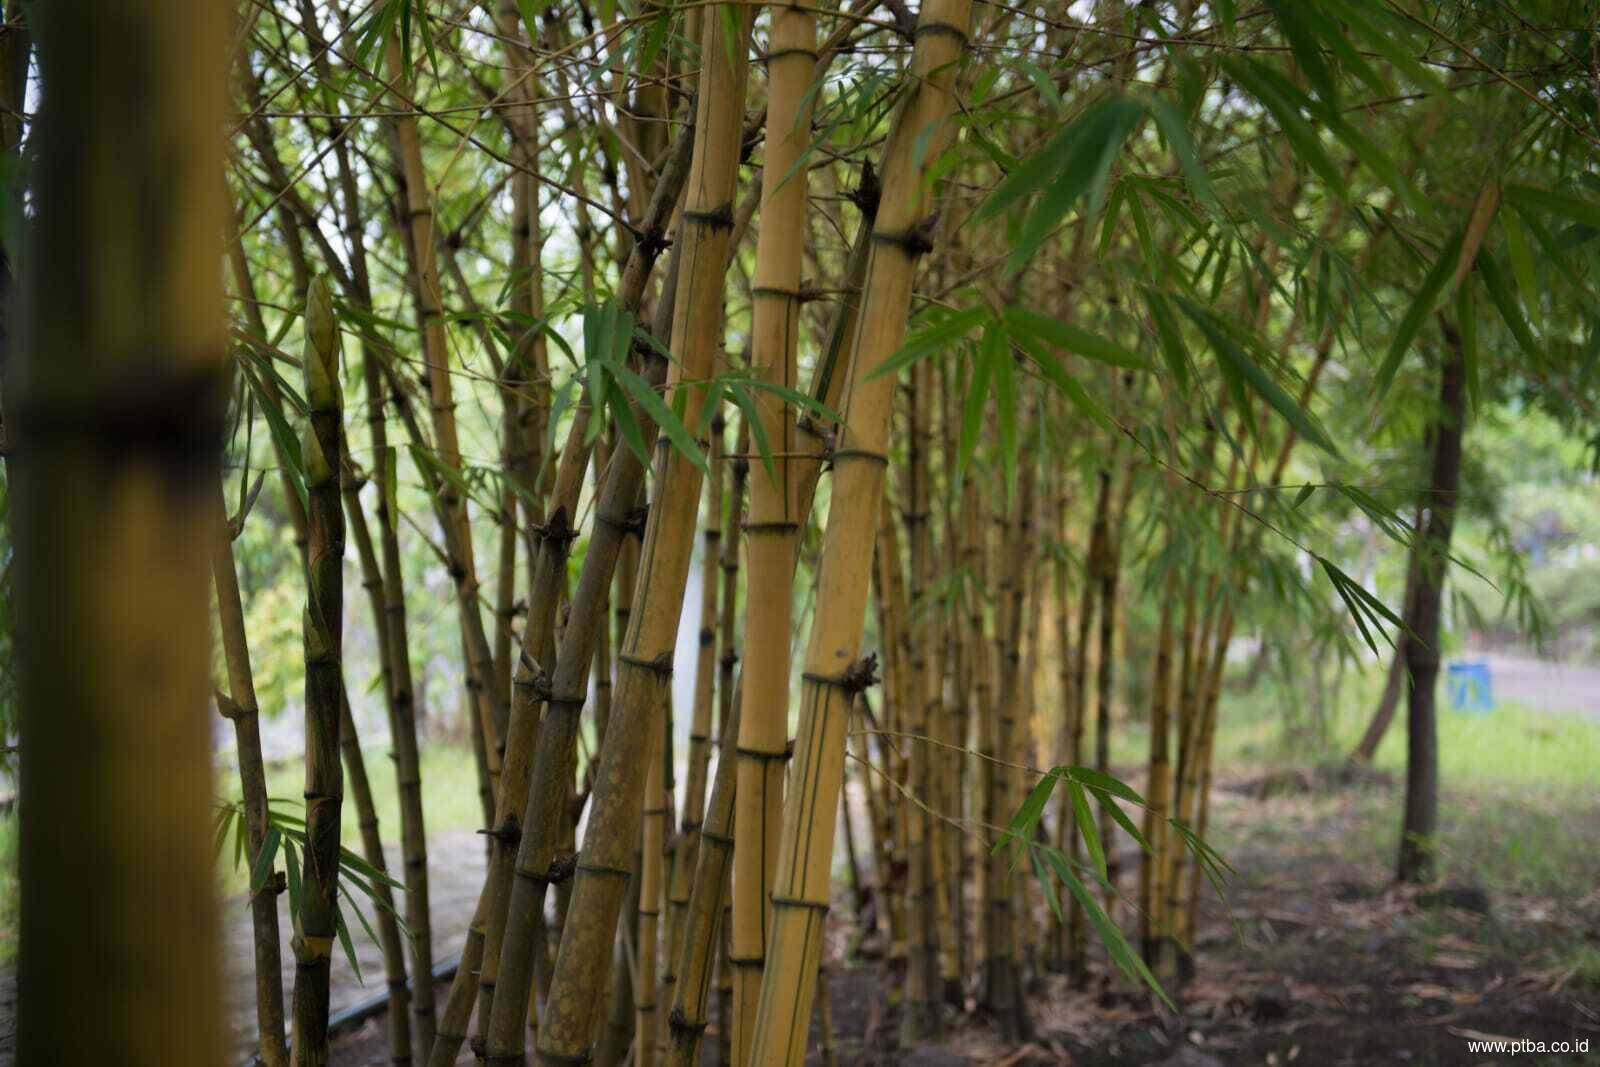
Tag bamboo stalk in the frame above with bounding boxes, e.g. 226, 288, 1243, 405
213, 488, 290, 1067
902, 357, 942, 1039
426, 120, 697, 1067
664, 181, 874, 1066
1094, 447, 1135, 920
663, 698, 742, 1067
746, 3, 973, 1058
14, 5, 228, 1060
636, 688, 668, 1067
730, 2, 819, 1053
289, 276, 347, 1067
479, 213, 693, 1067
530, 13, 755, 1060
1062, 461, 1108, 985
1141, 571, 1177, 974
384, 33, 507, 774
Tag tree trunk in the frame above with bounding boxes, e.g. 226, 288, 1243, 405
1397, 324, 1467, 884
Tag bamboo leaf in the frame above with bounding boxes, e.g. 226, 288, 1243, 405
866, 306, 989, 382
240, 362, 308, 513
726, 382, 774, 484
1042, 848, 1174, 1009
283, 839, 303, 918
334, 904, 363, 985
1068, 781, 1107, 881
1010, 332, 1111, 430
1263, 0, 1338, 107
1501, 208, 1540, 328
718, 372, 843, 426
989, 324, 1018, 500
1032, 847, 1064, 922
1143, 288, 1191, 388
614, 362, 707, 474
1373, 225, 1465, 406
1502, 181, 1600, 231
1066, 765, 1146, 805
1005, 96, 1145, 268
1145, 96, 1217, 207
604, 377, 652, 471
1476, 253, 1541, 362
251, 826, 281, 892
1172, 295, 1338, 455
957, 343, 993, 485
1221, 59, 1346, 197
1094, 788, 1152, 853
1004, 307, 1147, 370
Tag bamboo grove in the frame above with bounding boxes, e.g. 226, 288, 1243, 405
4, 0, 1599, 1064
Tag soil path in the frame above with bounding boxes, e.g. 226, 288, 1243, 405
1476, 652, 1600, 719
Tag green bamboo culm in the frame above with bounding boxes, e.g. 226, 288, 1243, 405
289, 275, 347, 1067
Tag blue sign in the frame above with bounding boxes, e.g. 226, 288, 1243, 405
1445, 660, 1493, 712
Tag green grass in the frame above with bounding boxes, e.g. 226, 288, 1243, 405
1168, 666, 1600, 899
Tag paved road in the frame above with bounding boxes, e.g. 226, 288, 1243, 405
1467, 651, 1600, 720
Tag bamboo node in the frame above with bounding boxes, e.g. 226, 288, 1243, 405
735, 745, 790, 763
478, 820, 522, 846
530, 1044, 593, 1065
761, 46, 821, 64
619, 650, 675, 677
804, 653, 880, 695
770, 894, 831, 914
682, 203, 736, 230
829, 447, 889, 467
574, 859, 632, 880
667, 1008, 707, 1035
913, 20, 971, 46
214, 689, 246, 721
535, 507, 580, 546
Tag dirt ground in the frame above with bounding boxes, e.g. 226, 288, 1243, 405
2, 767, 1588, 1064
328, 770, 1600, 1066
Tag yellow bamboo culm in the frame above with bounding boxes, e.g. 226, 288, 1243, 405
730, 2, 818, 1059
14, 6, 231, 1062
746, 2, 974, 1060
